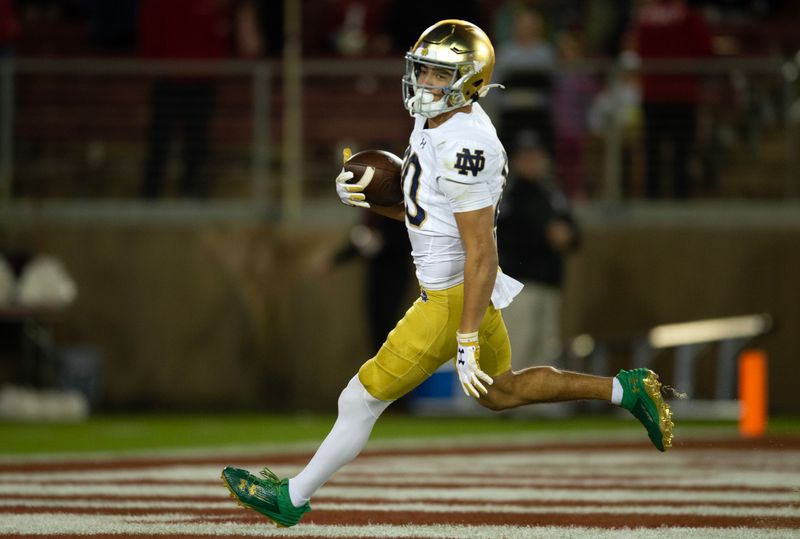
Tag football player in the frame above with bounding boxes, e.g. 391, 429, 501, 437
221, 19, 674, 527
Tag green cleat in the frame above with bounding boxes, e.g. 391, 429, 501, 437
221, 466, 310, 527
617, 368, 674, 452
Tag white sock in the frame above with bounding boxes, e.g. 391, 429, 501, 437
287, 375, 391, 507
611, 376, 623, 406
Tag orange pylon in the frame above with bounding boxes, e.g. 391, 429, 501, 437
739, 349, 768, 438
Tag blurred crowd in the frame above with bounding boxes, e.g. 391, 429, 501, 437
2, 0, 799, 201
1, 0, 799, 59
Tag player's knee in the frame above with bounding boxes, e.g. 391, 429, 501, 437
337, 382, 360, 417
338, 375, 391, 420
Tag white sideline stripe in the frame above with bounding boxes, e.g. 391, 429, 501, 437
0, 498, 797, 518
0, 499, 229, 509
1, 450, 796, 480
316, 486, 800, 504
0, 513, 795, 538
0, 466, 305, 484
339, 460, 800, 477
340, 452, 800, 472
2, 450, 798, 480
329, 472, 800, 489
0, 513, 796, 539
2, 465, 799, 489
3, 472, 798, 490
314, 502, 800, 518
0, 484, 796, 504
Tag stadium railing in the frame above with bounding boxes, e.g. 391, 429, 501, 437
571, 313, 773, 421
0, 56, 799, 225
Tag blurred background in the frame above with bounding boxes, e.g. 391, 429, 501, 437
0, 0, 798, 422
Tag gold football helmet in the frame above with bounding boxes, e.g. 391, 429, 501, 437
402, 19, 500, 118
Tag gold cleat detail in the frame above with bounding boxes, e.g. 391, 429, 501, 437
221, 471, 284, 528
643, 372, 674, 450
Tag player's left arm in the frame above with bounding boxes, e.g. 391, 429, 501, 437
439, 140, 502, 397
442, 141, 502, 333
454, 206, 497, 334
450, 205, 497, 397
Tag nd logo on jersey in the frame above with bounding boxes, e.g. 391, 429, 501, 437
454, 148, 485, 176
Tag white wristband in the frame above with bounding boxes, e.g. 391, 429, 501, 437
457, 331, 479, 344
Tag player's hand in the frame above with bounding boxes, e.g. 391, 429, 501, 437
454, 331, 493, 398
335, 147, 372, 208
335, 168, 372, 208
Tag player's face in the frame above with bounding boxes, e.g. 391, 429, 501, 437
416, 64, 454, 100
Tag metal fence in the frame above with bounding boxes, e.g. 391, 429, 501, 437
0, 56, 798, 223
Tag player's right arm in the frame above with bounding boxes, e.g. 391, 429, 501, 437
368, 203, 405, 221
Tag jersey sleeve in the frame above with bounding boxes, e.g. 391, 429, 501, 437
434, 138, 504, 213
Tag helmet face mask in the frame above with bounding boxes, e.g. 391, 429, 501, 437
403, 58, 459, 118
402, 19, 497, 119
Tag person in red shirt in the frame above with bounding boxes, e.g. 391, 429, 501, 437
139, 0, 262, 198
0, 0, 20, 56
631, 0, 713, 199
0, 0, 19, 145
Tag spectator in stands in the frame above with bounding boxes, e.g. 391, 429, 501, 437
324, 211, 412, 354
138, 0, 262, 199
385, 0, 482, 54
325, 0, 392, 57
497, 130, 580, 371
583, 0, 634, 57
255, 0, 283, 56
492, 6, 556, 153
81, 0, 138, 53
0, 0, 20, 56
588, 57, 645, 197
0, 0, 19, 145
629, 0, 713, 199
552, 27, 597, 200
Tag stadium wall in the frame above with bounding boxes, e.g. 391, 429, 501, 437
1, 220, 798, 414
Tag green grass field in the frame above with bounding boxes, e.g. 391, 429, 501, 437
1, 413, 798, 455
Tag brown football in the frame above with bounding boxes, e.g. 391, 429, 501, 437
344, 150, 404, 206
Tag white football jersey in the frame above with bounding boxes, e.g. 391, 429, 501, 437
401, 103, 508, 290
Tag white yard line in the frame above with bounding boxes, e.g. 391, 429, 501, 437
0, 438, 797, 538
0, 498, 797, 518
0, 483, 796, 504
2, 450, 798, 482
0, 513, 795, 539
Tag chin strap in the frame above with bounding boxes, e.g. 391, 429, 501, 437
477, 83, 505, 99
406, 90, 449, 119
407, 82, 504, 119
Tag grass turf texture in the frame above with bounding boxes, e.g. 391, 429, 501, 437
0, 414, 798, 455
